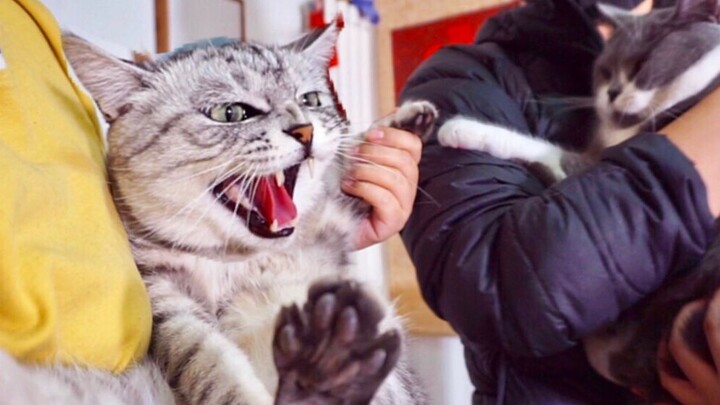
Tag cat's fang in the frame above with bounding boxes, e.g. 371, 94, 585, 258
306, 158, 315, 178
275, 171, 285, 187
270, 219, 279, 233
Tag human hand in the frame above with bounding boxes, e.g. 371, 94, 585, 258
658, 289, 720, 404
342, 126, 422, 250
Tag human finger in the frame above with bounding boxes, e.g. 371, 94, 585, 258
348, 163, 414, 210
353, 142, 418, 187
364, 127, 422, 164
668, 299, 720, 401
704, 288, 720, 372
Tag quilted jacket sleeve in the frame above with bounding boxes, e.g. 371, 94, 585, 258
400, 45, 717, 358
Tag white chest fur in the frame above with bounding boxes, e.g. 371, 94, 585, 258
136, 243, 349, 392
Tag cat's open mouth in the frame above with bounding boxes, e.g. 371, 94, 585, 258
213, 164, 301, 238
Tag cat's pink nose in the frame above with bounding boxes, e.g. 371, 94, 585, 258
285, 124, 314, 157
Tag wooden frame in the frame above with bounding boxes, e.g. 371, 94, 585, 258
155, 0, 169, 52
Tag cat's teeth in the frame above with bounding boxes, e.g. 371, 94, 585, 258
275, 171, 285, 187
223, 185, 252, 210
239, 196, 252, 209
270, 219, 279, 233
306, 158, 315, 178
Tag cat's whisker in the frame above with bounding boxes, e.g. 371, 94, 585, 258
221, 169, 259, 255
132, 159, 243, 244
330, 153, 440, 208
524, 96, 596, 107
335, 152, 402, 179
245, 170, 261, 230
110, 159, 254, 203
569, 41, 603, 55
172, 162, 260, 250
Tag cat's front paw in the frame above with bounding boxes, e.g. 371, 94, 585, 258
273, 280, 401, 405
391, 100, 438, 140
437, 117, 476, 149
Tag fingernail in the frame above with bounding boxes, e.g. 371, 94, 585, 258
367, 129, 384, 141
342, 178, 355, 188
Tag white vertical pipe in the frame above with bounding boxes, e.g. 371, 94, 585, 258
322, 0, 385, 290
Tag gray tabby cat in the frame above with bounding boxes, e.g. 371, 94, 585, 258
0, 23, 437, 404
435, 0, 720, 402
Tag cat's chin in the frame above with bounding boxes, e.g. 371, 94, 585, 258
610, 110, 644, 128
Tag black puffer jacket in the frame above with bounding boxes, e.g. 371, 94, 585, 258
399, 0, 717, 403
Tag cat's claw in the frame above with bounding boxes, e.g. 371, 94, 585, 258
273, 280, 401, 405
391, 100, 438, 140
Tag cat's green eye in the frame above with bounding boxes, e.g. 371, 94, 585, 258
207, 103, 262, 123
300, 91, 322, 108
209, 104, 245, 123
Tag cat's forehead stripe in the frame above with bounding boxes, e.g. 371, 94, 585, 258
158, 43, 292, 76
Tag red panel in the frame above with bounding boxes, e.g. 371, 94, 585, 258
391, 3, 518, 102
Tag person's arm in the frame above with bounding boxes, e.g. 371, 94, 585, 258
400, 44, 717, 358
662, 87, 720, 217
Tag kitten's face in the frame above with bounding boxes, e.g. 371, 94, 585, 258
593, 0, 720, 131
64, 25, 353, 254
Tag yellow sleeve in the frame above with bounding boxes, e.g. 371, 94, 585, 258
0, 0, 152, 373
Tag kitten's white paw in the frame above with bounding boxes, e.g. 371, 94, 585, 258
437, 118, 471, 149
438, 117, 568, 183
438, 117, 503, 152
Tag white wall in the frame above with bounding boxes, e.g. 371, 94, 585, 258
41, 0, 155, 57
168, 0, 241, 48
408, 337, 475, 404
43, 0, 245, 54
244, 0, 310, 44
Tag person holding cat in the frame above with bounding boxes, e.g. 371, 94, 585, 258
399, 0, 720, 402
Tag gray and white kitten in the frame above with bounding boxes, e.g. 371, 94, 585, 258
0, 23, 437, 404
436, 0, 720, 402
438, 0, 720, 180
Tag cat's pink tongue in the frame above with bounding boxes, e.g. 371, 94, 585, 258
254, 177, 297, 228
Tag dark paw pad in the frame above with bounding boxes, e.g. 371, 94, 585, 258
273, 280, 401, 405
392, 101, 438, 140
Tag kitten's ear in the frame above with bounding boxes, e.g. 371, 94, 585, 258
284, 19, 341, 66
62, 33, 151, 122
596, 3, 635, 27
675, 0, 720, 20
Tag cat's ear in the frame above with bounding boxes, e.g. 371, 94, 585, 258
674, 0, 720, 20
62, 33, 152, 122
284, 20, 341, 66
596, 3, 635, 27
